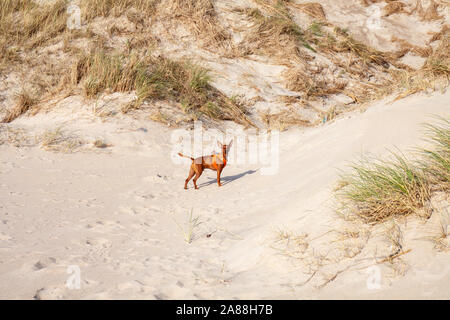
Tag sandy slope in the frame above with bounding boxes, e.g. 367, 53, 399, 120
0, 92, 449, 299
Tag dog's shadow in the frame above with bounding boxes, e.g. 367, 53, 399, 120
198, 169, 258, 188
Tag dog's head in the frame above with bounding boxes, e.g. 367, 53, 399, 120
217, 140, 233, 157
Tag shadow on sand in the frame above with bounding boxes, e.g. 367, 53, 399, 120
197, 169, 259, 188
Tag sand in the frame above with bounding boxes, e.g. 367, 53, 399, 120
0, 91, 449, 299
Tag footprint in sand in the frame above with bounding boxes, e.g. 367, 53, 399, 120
0, 232, 12, 241
82, 237, 113, 264
85, 220, 125, 233
33, 286, 65, 300
118, 205, 160, 218
33, 257, 57, 271
133, 193, 157, 201
142, 174, 170, 184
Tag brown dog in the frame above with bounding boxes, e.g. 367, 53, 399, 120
178, 140, 233, 189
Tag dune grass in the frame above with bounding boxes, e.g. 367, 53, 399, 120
0, 0, 68, 49
337, 153, 431, 223
337, 117, 450, 224
71, 50, 251, 125
80, 0, 159, 20
422, 118, 450, 191
1, 89, 38, 123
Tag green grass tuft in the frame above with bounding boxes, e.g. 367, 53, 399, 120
337, 152, 431, 224
71, 50, 252, 125
422, 117, 450, 190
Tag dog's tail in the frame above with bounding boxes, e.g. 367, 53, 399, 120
178, 153, 194, 161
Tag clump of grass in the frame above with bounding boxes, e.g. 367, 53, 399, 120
240, 3, 315, 59
168, 0, 236, 55
337, 118, 450, 224
93, 139, 109, 148
173, 208, 201, 244
414, 0, 443, 22
1, 0, 68, 49
392, 36, 433, 58
239, 1, 394, 104
80, 0, 159, 20
2, 90, 38, 123
337, 153, 431, 224
422, 118, 450, 191
284, 67, 348, 98
39, 127, 84, 152
332, 27, 389, 67
289, 2, 326, 21
260, 108, 312, 131
71, 50, 252, 125
383, 1, 406, 17
423, 26, 449, 77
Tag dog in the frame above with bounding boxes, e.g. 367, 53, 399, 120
178, 140, 233, 189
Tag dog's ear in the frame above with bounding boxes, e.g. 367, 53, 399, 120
217, 141, 223, 148
227, 139, 233, 151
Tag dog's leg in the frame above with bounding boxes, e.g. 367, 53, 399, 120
217, 166, 223, 187
184, 166, 195, 189
193, 167, 202, 190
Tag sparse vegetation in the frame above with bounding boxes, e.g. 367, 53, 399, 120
0, 0, 447, 127
167, 0, 236, 55
337, 118, 450, 224
70, 50, 252, 125
0, 0, 67, 49
2, 90, 38, 123
80, 0, 159, 20
422, 118, 450, 191
173, 208, 201, 244
39, 127, 84, 152
260, 108, 312, 131
337, 153, 431, 223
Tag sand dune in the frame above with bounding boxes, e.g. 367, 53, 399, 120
0, 91, 448, 299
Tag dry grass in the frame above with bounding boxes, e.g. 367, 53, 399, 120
80, 0, 159, 20
0, 125, 34, 147
0, 0, 68, 49
284, 67, 348, 98
239, 1, 393, 105
0, 0, 447, 128
70, 50, 252, 125
383, 1, 406, 17
392, 36, 433, 58
385, 27, 449, 100
423, 26, 449, 77
413, 0, 443, 21
39, 127, 84, 152
288, 2, 326, 21
165, 0, 237, 55
237, 3, 315, 61
431, 215, 449, 251
2, 90, 38, 123
260, 108, 312, 131
331, 27, 389, 67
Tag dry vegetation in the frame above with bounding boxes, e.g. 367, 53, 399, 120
236, 0, 404, 105
2, 90, 38, 123
69, 50, 252, 125
0, 0, 448, 127
165, 0, 238, 56
337, 117, 449, 224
